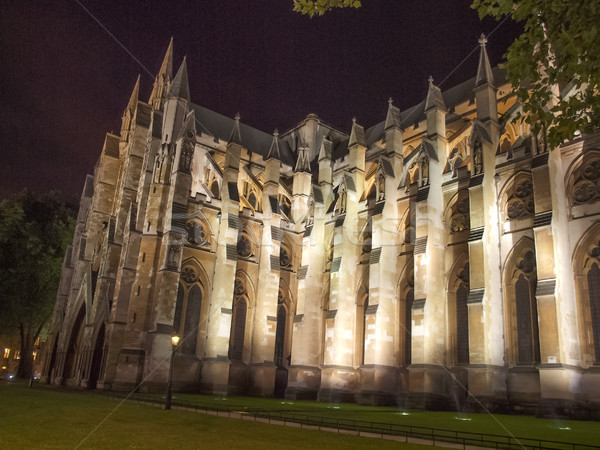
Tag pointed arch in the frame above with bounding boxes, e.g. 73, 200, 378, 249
175, 258, 210, 357
503, 237, 539, 365
355, 283, 370, 367
572, 222, 600, 364
396, 258, 414, 366
565, 148, 600, 211
229, 270, 256, 362
498, 171, 535, 223
447, 253, 470, 365
63, 303, 86, 381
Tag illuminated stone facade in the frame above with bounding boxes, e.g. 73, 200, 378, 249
43, 38, 600, 417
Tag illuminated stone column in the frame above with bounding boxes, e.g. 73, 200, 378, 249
287, 138, 333, 400
407, 79, 450, 409
357, 157, 400, 405
318, 120, 366, 402
200, 137, 242, 394
247, 132, 282, 396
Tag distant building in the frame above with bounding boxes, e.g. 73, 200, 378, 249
43, 37, 600, 417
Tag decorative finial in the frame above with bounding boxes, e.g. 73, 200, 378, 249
388, 97, 393, 105
428, 75, 434, 86
273, 129, 279, 137
479, 33, 487, 47
352, 116, 357, 124
235, 112, 241, 121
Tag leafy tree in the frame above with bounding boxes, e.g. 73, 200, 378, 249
293, 0, 361, 17
473, 0, 600, 147
294, 0, 600, 148
0, 191, 75, 379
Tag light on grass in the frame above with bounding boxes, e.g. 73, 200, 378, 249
396, 412, 411, 416
549, 425, 571, 431
455, 416, 472, 421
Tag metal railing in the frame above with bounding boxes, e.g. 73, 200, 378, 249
92, 390, 599, 450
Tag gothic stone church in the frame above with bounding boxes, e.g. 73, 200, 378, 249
43, 38, 600, 417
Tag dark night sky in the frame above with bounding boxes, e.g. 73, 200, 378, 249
0, 0, 521, 200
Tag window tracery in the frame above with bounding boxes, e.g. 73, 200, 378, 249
571, 156, 600, 205
237, 231, 254, 259
185, 219, 209, 247
505, 177, 535, 220
448, 193, 470, 233
280, 243, 292, 269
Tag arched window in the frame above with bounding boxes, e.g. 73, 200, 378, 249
456, 282, 469, 364
587, 263, 600, 363
574, 229, 600, 365
230, 297, 247, 361
404, 288, 414, 365
274, 304, 287, 367
237, 231, 254, 259
362, 296, 369, 365
515, 273, 536, 364
210, 180, 220, 199
174, 265, 204, 356
182, 285, 202, 354
185, 219, 209, 247
504, 244, 539, 365
248, 191, 257, 210
504, 174, 535, 221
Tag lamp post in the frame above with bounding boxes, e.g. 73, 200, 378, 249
164, 334, 180, 410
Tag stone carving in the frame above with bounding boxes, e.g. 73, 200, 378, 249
517, 250, 536, 274
186, 220, 207, 246
588, 241, 600, 260
280, 246, 291, 268
306, 196, 314, 225
234, 278, 246, 297
420, 154, 429, 186
179, 141, 194, 174
506, 178, 535, 220
181, 266, 197, 283
338, 184, 347, 214
473, 140, 482, 175
377, 172, 385, 201
167, 245, 180, 268
572, 158, 600, 205
449, 195, 469, 233
237, 233, 253, 258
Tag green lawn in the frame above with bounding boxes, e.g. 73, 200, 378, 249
169, 392, 600, 446
0, 382, 431, 449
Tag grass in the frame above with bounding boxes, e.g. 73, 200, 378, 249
0, 381, 432, 449
170, 392, 600, 446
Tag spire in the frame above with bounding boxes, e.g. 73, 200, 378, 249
318, 135, 332, 161
159, 37, 174, 80
149, 38, 174, 109
424, 76, 446, 112
125, 75, 140, 114
384, 97, 401, 130
475, 34, 495, 87
294, 142, 311, 173
168, 57, 190, 101
348, 117, 367, 147
265, 129, 281, 161
179, 110, 197, 140
228, 113, 243, 145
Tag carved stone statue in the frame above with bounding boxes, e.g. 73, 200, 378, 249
420, 154, 429, 186
473, 141, 482, 174
377, 172, 385, 201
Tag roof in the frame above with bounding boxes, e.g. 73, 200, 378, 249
366, 66, 506, 145
192, 104, 295, 166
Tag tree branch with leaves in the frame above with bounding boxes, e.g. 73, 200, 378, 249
293, 0, 600, 148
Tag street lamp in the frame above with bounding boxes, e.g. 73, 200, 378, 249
164, 334, 180, 410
